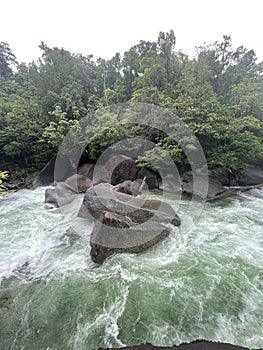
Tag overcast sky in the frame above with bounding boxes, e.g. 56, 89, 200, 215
1, 0, 263, 63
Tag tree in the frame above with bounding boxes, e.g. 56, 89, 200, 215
0, 42, 17, 78
157, 30, 176, 77
0, 34, 262, 177
42, 105, 80, 150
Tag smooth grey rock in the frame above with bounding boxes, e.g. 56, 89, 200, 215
64, 174, 92, 193
93, 155, 137, 185
77, 163, 94, 177
113, 179, 145, 196
37, 154, 74, 186
44, 185, 78, 207
182, 171, 225, 199
44, 174, 92, 208
78, 183, 181, 226
238, 166, 263, 185
136, 167, 159, 190
90, 212, 171, 264
159, 174, 182, 193
211, 167, 237, 186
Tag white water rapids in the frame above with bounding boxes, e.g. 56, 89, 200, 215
0, 187, 262, 350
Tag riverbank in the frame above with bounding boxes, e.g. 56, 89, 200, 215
4, 154, 263, 203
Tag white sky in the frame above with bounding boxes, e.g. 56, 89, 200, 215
1, 0, 263, 63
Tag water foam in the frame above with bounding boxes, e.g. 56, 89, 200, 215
0, 187, 262, 349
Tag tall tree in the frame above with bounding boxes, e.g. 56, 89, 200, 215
0, 42, 17, 78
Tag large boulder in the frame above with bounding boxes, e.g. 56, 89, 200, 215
111, 156, 138, 185
33, 156, 94, 189
182, 171, 225, 200
93, 155, 137, 185
77, 163, 94, 178
159, 174, 182, 193
45, 174, 92, 208
90, 212, 171, 264
64, 174, 92, 193
45, 184, 78, 208
238, 166, 263, 186
34, 155, 75, 187
113, 179, 145, 196
210, 167, 237, 186
136, 168, 159, 190
79, 181, 181, 263
206, 176, 226, 198
78, 182, 181, 226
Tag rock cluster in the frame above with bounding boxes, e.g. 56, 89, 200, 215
44, 156, 181, 263
78, 182, 180, 263
43, 155, 263, 262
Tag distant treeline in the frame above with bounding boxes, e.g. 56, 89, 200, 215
0, 31, 263, 175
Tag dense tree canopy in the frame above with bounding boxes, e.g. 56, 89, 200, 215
0, 32, 262, 176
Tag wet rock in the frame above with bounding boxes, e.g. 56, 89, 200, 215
77, 163, 94, 178
44, 183, 77, 208
78, 183, 181, 226
0, 292, 12, 309
64, 174, 92, 193
45, 174, 92, 208
33, 157, 94, 189
113, 180, 135, 195
93, 155, 137, 185
36, 154, 75, 186
159, 174, 182, 193
182, 171, 225, 200
211, 167, 237, 186
90, 211, 171, 264
44, 188, 59, 207
238, 165, 263, 186
136, 167, 159, 190
107, 340, 260, 350
113, 178, 145, 196
111, 156, 138, 185
206, 176, 226, 198
59, 229, 82, 246
79, 182, 180, 263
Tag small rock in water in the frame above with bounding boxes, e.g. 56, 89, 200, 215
59, 229, 82, 246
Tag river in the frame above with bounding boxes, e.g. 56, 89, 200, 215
0, 187, 262, 350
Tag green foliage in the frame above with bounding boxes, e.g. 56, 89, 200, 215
0, 33, 262, 175
42, 105, 79, 149
0, 42, 17, 78
0, 83, 50, 168
136, 146, 182, 172
0, 171, 8, 194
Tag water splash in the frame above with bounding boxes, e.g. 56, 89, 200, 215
0, 188, 262, 349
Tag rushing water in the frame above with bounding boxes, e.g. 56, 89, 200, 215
0, 187, 263, 350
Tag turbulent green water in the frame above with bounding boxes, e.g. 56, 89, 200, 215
0, 187, 263, 350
